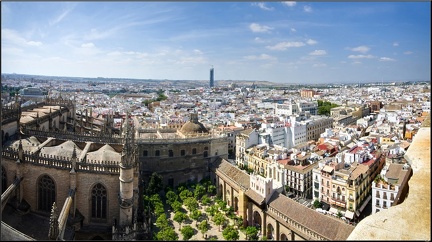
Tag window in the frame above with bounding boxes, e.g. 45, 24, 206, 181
203, 151, 208, 157
143, 150, 148, 157
91, 183, 107, 220
192, 148, 197, 154
169, 150, 174, 157
38, 175, 56, 212
181, 150, 186, 156
155, 150, 160, 156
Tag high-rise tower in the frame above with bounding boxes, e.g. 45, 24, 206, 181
210, 66, 214, 88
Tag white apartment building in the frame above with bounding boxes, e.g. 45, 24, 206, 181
287, 116, 307, 149
372, 163, 412, 214
235, 128, 259, 167
258, 122, 287, 147
275, 102, 300, 116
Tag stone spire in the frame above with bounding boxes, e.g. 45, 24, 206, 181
48, 202, 59, 240
71, 145, 77, 173
118, 111, 135, 229
121, 112, 135, 167
18, 136, 24, 162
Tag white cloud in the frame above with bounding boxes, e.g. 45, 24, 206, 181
306, 39, 317, 45
244, 54, 276, 60
27, 41, 43, 47
352, 61, 362, 65
249, 23, 274, 33
290, 28, 297, 32
348, 54, 375, 59
379, 57, 396, 62
2, 28, 43, 47
282, 1, 296, 7
404, 51, 413, 55
252, 2, 274, 11
266, 41, 305, 51
254, 37, 267, 43
393, 42, 399, 47
309, 50, 327, 56
193, 49, 203, 55
304, 5, 312, 13
49, 4, 76, 26
349, 45, 370, 53
313, 63, 327, 67
81, 43, 95, 48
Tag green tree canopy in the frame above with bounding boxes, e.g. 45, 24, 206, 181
184, 197, 199, 212
201, 194, 211, 207
156, 226, 178, 241
180, 225, 195, 241
205, 204, 218, 217
245, 226, 259, 241
146, 172, 163, 195
212, 212, 227, 231
170, 200, 183, 212
222, 225, 239, 241
194, 184, 207, 200
198, 220, 210, 238
166, 190, 178, 205
173, 211, 188, 229
179, 189, 193, 201
190, 209, 202, 225
155, 214, 169, 229
313, 199, 321, 208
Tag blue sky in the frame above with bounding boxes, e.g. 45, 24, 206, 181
1, 1, 431, 84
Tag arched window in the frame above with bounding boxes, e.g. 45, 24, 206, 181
91, 183, 107, 220
192, 148, 197, 154
2, 166, 7, 193
155, 150, 160, 156
38, 175, 56, 212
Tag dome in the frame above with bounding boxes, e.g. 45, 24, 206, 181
179, 113, 208, 134
180, 121, 208, 134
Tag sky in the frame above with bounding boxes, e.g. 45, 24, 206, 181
1, 1, 431, 84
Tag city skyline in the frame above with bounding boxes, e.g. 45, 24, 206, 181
1, 1, 431, 84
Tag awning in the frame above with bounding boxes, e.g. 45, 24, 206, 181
359, 195, 372, 212
345, 210, 355, 219
329, 207, 339, 214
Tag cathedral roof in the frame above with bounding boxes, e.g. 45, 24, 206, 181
86, 144, 121, 163
39, 140, 82, 158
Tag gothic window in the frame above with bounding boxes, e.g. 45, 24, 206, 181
2, 166, 7, 193
38, 175, 56, 212
91, 183, 107, 220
